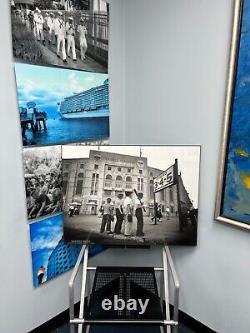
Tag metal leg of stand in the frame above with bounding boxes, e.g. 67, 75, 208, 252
162, 248, 171, 333
159, 270, 163, 312
164, 246, 180, 333
69, 245, 86, 333
78, 246, 89, 333
85, 264, 91, 333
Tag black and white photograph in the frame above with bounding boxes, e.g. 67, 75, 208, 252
62, 145, 201, 246
23, 145, 63, 221
10, 0, 109, 73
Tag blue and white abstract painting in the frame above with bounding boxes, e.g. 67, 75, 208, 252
222, 0, 250, 225
29, 214, 103, 287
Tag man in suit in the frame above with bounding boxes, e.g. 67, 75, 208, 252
134, 192, 144, 237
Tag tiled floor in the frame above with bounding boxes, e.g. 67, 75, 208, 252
51, 323, 196, 333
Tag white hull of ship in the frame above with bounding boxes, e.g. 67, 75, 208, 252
59, 110, 109, 119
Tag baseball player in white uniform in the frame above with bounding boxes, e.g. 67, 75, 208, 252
66, 17, 77, 61
33, 8, 39, 38
55, 12, 67, 62
35, 9, 45, 44
47, 12, 55, 45
77, 18, 88, 61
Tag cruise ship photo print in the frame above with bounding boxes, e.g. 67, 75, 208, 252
15, 63, 109, 147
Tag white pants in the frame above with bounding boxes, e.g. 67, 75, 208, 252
67, 35, 76, 60
124, 215, 133, 236
80, 38, 87, 60
48, 27, 55, 44
57, 36, 66, 60
33, 25, 37, 37
36, 25, 44, 41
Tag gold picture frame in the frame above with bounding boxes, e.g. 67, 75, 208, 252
215, 0, 250, 230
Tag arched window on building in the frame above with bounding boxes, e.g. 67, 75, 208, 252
63, 172, 69, 195
105, 174, 112, 188
116, 175, 122, 188
75, 172, 84, 195
126, 176, 132, 189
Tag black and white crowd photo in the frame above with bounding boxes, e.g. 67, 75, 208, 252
23, 145, 63, 220
62, 145, 201, 246
10, 0, 109, 73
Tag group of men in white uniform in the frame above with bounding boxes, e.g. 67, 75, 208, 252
24, 8, 88, 63
100, 191, 145, 240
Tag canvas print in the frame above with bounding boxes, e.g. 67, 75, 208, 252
62, 145, 201, 246
15, 63, 109, 146
23, 145, 62, 220
29, 213, 103, 287
215, 0, 250, 229
10, 0, 108, 73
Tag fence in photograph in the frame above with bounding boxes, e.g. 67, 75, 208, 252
81, 12, 109, 67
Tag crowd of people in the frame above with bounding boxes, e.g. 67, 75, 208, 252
24, 153, 62, 220
13, 7, 88, 63
96, 192, 197, 240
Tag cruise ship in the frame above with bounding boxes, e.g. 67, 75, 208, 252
58, 79, 109, 119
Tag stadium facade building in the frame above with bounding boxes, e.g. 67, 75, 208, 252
59, 79, 109, 114
47, 239, 81, 280
63, 150, 193, 216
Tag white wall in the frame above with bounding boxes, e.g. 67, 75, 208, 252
121, 0, 250, 332
1, 0, 250, 332
0, 0, 125, 332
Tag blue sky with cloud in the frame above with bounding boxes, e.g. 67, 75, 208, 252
30, 214, 63, 286
15, 63, 108, 109
30, 214, 63, 252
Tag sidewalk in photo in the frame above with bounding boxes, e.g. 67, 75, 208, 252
64, 215, 196, 245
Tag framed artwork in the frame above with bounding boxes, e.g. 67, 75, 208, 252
29, 214, 103, 287
10, 0, 108, 73
62, 145, 201, 246
23, 145, 63, 221
215, 0, 250, 230
15, 63, 109, 147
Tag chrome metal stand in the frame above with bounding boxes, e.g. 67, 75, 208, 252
69, 245, 180, 333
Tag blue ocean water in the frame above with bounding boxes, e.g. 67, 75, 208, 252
222, 0, 250, 223
23, 106, 109, 146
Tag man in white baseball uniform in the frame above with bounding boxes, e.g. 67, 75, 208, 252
77, 18, 88, 61
33, 8, 39, 38
35, 9, 45, 45
66, 16, 77, 61
47, 12, 55, 45
55, 12, 67, 62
